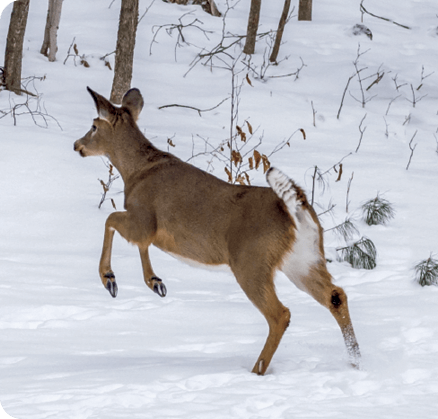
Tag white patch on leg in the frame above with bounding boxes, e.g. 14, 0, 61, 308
280, 209, 321, 292
266, 168, 322, 291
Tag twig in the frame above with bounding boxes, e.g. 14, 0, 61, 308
417, 65, 434, 90
138, 0, 155, 24
360, 0, 411, 30
311, 166, 320, 206
392, 74, 407, 91
318, 203, 336, 217
356, 113, 367, 153
406, 131, 418, 170
158, 97, 229, 116
366, 69, 385, 91
319, 152, 353, 177
337, 73, 355, 119
407, 83, 427, 108
346, 172, 354, 213
350, 45, 375, 108
149, 12, 212, 61
311, 101, 317, 127
385, 95, 401, 115
383, 116, 389, 138
268, 57, 307, 80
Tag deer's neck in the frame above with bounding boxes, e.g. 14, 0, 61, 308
107, 127, 169, 184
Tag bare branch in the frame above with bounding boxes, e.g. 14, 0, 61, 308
406, 131, 418, 170
360, 0, 411, 30
158, 97, 229, 116
356, 113, 367, 153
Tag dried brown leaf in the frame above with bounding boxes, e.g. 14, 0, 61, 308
167, 138, 176, 147
261, 154, 271, 174
246, 121, 253, 135
111, 198, 117, 210
253, 150, 262, 169
225, 167, 232, 183
73, 44, 79, 55
231, 150, 243, 167
236, 125, 246, 142
246, 73, 253, 87
236, 174, 245, 185
248, 156, 254, 170
299, 128, 306, 139
335, 164, 343, 182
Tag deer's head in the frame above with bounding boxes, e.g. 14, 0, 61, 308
74, 87, 144, 158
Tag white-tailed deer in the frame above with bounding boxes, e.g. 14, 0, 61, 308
74, 87, 361, 374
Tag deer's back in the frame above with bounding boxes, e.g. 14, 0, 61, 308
123, 158, 295, 266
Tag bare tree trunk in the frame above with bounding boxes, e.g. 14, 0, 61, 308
269, 0, 291, 63
3, 0, 30, 95
110, 0, 139, 104
40, 0, 63, 62
298, 0, 312, 21
243, 0, 261, 55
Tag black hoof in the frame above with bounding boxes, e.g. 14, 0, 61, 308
104, 273, 118, 298
152, 277, 167, 298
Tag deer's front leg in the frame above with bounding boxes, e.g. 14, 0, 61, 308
139, 246, 167, 297
99, 211, 130, 298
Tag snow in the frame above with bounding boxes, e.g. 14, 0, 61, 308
1, 0, 438, 418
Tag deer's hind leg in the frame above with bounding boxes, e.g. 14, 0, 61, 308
285, 265, 361, 368
231, 260, 291, 376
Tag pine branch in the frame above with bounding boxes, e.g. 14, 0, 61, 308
337, 237, 377, 270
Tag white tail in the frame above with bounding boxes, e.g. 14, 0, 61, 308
74, 87, 361, 375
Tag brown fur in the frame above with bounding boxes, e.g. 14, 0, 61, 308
74, 87, 360, 375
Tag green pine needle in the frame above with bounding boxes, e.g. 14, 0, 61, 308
337, 237, 377, 270
414, 255, 438, 287
362, 196, 395, 226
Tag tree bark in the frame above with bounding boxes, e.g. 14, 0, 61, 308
269, 0, 291, 63
4, 0, 30, 95
110, 0, 139, 104
243, 0, 261, 55
298, 0, 312, 21
40, 0, 63, 62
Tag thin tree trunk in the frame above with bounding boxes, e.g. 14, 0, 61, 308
269, 0, 291, 63
40, 0, 63, 62
298, 0, 312, 21
243, 0, 261, 55
4, 0, 30, 95
110, 0, 139, 104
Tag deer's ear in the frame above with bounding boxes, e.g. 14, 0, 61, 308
121, 88, 144, 121
87, 87, 116, 123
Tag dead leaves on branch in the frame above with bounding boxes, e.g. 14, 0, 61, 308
221, 124, 307, 186
227, 147, 271, 186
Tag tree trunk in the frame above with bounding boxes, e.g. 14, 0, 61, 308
269, 0, 291, 63
298, 0, 312, 21
110, 0, 139, 104
243, 0, 261, 55
40, 0, 63, 62
4, 0, 30, 95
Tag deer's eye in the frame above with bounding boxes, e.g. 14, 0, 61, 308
92, 125, 97, 132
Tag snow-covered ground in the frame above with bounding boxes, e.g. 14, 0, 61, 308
1, 0, 438, 418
